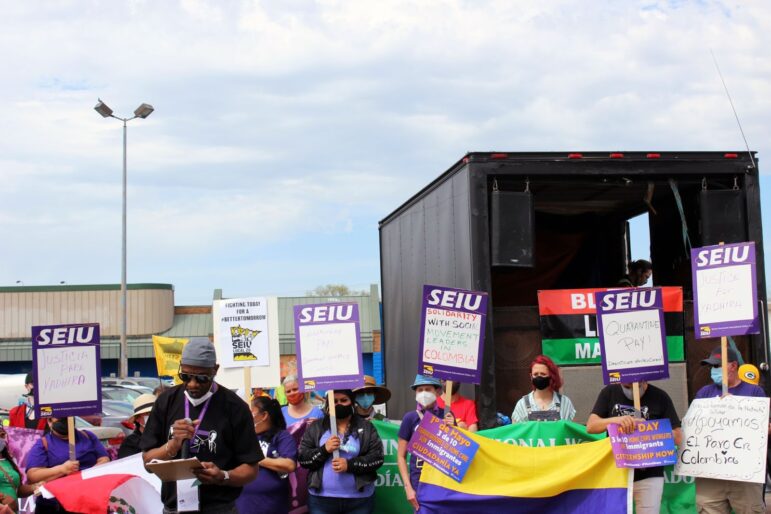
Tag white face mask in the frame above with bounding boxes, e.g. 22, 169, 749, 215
185, 389, 214, 407
415, 391, 437, 408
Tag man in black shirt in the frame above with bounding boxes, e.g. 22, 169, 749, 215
141, 337, 263, 513
587, 381, 682, 514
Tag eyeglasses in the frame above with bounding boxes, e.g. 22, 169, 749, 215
178, 372, 214, 384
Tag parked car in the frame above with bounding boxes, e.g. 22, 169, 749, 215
102, 376, 170, 391
0, 409, 124, 448
101, 400, 135, 435
101, 385, 153, 403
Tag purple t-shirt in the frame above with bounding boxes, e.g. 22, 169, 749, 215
236, 430, 298, 514
694, 381, 766, 399
397, 406, 443, 491
309, 430, 374, 499
26, 430, 108, 471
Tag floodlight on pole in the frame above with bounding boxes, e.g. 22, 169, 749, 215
94, 99, 154, 378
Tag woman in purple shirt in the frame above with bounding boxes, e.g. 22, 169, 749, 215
236, 397, 298, 514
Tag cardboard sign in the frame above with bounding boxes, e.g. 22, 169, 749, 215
608, 419, 677, 469
294, 302, 364, 391
407, 413, 479, 482
596, 288, 669, 384
537, 287, 684, 366
32, 323, 101, 418
213, 297, 272, 368
418, 285, 488, 383
691, 242, 759, 338
675, 396, 770, 483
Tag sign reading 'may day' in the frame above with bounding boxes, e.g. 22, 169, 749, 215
32, 323, 101, 418
691, 242, 759, 338
596, 288, 668, 385
294, 302, 364, 391
419, 285, 488, 384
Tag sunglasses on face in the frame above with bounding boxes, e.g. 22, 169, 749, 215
178, 372, 214, 384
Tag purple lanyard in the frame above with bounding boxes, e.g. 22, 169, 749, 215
184, 383, 216, 453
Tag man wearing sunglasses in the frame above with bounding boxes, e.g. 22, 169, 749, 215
141, 337, 263, 513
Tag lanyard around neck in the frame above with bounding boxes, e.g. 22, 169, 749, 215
184, 384, 216, 452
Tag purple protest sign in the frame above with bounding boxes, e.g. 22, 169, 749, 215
691, 242, 759, 338
407, 412, 479, 482
596, 288, 668, 385
418, 285, 488, 384
294, 302, 364, 392
608, 419, 677, 469
32, 323, 102, 418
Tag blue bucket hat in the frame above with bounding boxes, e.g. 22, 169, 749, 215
411, 374, 442, 390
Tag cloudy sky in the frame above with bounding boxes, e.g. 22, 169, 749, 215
1, 0, 770, 305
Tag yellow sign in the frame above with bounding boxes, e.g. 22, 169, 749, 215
152, 336, 189, 385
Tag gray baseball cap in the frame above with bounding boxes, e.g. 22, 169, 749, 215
181, 337, 217, 368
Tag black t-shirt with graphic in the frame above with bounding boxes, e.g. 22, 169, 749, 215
141, 383, 264, 510
591, 384, 681, 481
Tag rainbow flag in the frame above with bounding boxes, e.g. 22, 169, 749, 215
417, 431, 631, 513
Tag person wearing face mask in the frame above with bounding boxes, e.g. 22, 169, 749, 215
237, 397, 297, 514
281, 375, 325, 427
511, 355, 576, 423
8, 373, 46, 431
26, 416, 110, 513
587, 380, 682, 514
117, 393, 157, 459
141, 337, 264, 514
693, 346, 767, 514
298, 390, 384, 513
396, 374, 454, 512
352, 376, 391, 421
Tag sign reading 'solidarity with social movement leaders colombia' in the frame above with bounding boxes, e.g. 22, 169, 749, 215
418, 285, 488, 384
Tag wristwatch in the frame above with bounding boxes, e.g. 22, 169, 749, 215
221, 470, 230, 483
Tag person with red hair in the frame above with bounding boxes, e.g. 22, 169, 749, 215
511, 355, 576, 422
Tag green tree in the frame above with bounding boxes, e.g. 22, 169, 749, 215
307, 284, 367, 297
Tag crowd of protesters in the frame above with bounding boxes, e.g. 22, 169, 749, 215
1, 328, 768, 514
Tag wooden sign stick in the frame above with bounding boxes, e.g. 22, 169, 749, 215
632, 382, 642, 417
67, 417, 76, 461
327, 389, 340, 459
721, 336, 729, 396
443, 380, 453, 418
243, 367, 252, 403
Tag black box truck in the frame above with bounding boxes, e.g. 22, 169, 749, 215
379, 151, 767, 427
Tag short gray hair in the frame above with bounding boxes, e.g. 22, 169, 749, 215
283, 375, 298, 387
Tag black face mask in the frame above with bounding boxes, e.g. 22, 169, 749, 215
52, 419, 69, 436
334, 404, 354, 419
532, 376, 551, 391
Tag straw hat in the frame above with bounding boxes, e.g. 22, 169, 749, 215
352, 375, 391, 405
132, 393, 157, 418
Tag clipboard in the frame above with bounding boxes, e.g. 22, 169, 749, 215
146, 457, 204, 482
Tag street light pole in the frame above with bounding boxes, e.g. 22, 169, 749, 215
94, 99, 154, 378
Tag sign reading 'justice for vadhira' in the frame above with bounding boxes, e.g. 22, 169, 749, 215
675, 395, 770, 484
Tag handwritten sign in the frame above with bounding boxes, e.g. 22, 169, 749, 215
608, 419, 677, 469
675, 396, 769, 483
418, 285, 489, 383
294, 302, 364, 391
407, 413, 479, 482
32, 323, 101, 418
213, 297, 271, 368
596, 288, 668, 384
691, 242, 759, 338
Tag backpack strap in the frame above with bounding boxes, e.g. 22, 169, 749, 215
523, 394, 533, 413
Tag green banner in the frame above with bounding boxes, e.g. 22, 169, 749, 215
372, 420, 695, 514
541, 335, 685, 366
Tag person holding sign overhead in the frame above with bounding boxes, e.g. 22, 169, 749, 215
511, 355, 576, 423
692, 346, 768, 514
586, 381, 682, 514
298, 390, 384, 514
26, 416, 110, 513
436, 380, 479, 431
141, 337, 264, 514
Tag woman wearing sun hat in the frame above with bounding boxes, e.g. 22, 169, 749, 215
352, 376, 391, 421
117, 393, 157, 458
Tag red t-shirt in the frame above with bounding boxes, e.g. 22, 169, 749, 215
436, 395, 478, 427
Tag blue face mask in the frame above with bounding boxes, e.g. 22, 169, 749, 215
356, 393, 375, 410
710, 367, 723, 385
